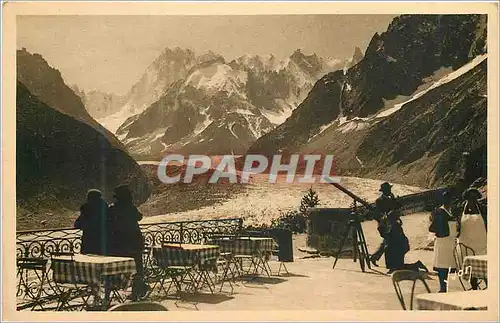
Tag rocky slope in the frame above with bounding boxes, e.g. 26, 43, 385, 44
17, 48, 125, 149
114, 49, 347, 159
343, 46, 364, 71
16, 51, 152, 229
248, 14, 487, 188
98, 48, 202, 133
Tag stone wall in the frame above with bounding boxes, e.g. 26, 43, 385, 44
306, 208, 353, 253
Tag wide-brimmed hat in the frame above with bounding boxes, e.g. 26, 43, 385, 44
379, 182, 392, 192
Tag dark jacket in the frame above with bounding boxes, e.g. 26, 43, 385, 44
429, 207, 455, 238
108, 201, 144, 257
383, 218, 410, 270
375, 193, 401, 216
75, 199, 109, 255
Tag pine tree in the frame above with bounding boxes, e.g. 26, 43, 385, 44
299, 187, 320, 214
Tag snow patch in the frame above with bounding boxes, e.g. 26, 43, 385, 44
98, 108, 139, 134
117, 131, 129, 141
387, 55, 397, 63
235, 109, 255, 116
262, 106, 293, 125
161, 142, 172, 152
228, 122, 239, 139
338, 120, 369, 133
308, 120, 337, 142
184, 63, 247, 96
376, 54, 487, 119
193, 116, 213, 136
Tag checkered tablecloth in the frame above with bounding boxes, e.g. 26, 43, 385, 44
416, 290, 488, 310
152, 244, 220, 267
212, 237, 275, 256
462, 255, 488, 280
51, 254, 136, 286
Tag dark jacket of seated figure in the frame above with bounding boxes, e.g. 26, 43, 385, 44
380, 212, 410, 271
74, 189, 110, 255
108, 185, 144, 258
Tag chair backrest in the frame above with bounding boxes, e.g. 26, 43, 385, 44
243, 230, 271, 237
391, 270, 431, 310
454, 242, 476, 270
17, 257, 49, 271
162, 240, 183, 248
204, 232, 235, 243
107, 302, 168, 311
50, 251, 75, 260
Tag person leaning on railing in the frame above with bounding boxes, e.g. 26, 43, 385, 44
108, 184, 148, 301
74, 189, 110, 255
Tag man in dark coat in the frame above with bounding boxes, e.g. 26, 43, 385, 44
383, 210, 428, 274
74, 189, 109, 255
108, 184, 147, 301
370, 182, 402, 267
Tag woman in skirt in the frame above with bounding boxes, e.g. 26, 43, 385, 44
458, 188, 487, 254
429, 191, 458, 292
457, 188, 487, 289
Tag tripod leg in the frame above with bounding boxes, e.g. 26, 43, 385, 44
356, 222, 371, 271
356, 228, 366, 272
353, 228, 358, 263
332, 222, 353, 269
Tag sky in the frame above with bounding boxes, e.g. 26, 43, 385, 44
17, 15, 397, 95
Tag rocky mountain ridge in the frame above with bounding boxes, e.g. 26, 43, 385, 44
112, 47, 353, 159
248, 14, 487, 188
16, 50, 151, 229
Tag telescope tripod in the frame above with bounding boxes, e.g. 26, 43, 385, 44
332, 202, 372, 273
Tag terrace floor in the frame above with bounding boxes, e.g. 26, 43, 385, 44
149, 213, 463, 311
17, 212, 465, 312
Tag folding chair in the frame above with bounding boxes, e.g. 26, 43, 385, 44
391, 270, 431, 310
50, 252, 92, 311
191, 255, 217, 294
453, 243, 486, 290
16, 257, 52, 310
232, 237, 258, 276
104, 273, 132, 306
233, 237, 271, 277
208, 237, 239, 290
216, 252, 237, 293
141, 246, 166, 299
153, 245, 195, 300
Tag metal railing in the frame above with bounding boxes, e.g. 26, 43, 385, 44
16, 217, 243, 308
16, 217, 243, 259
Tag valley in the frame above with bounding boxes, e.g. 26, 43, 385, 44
16, 14, 488, 231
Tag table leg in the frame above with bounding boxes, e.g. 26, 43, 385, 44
102, 278, 111, 311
